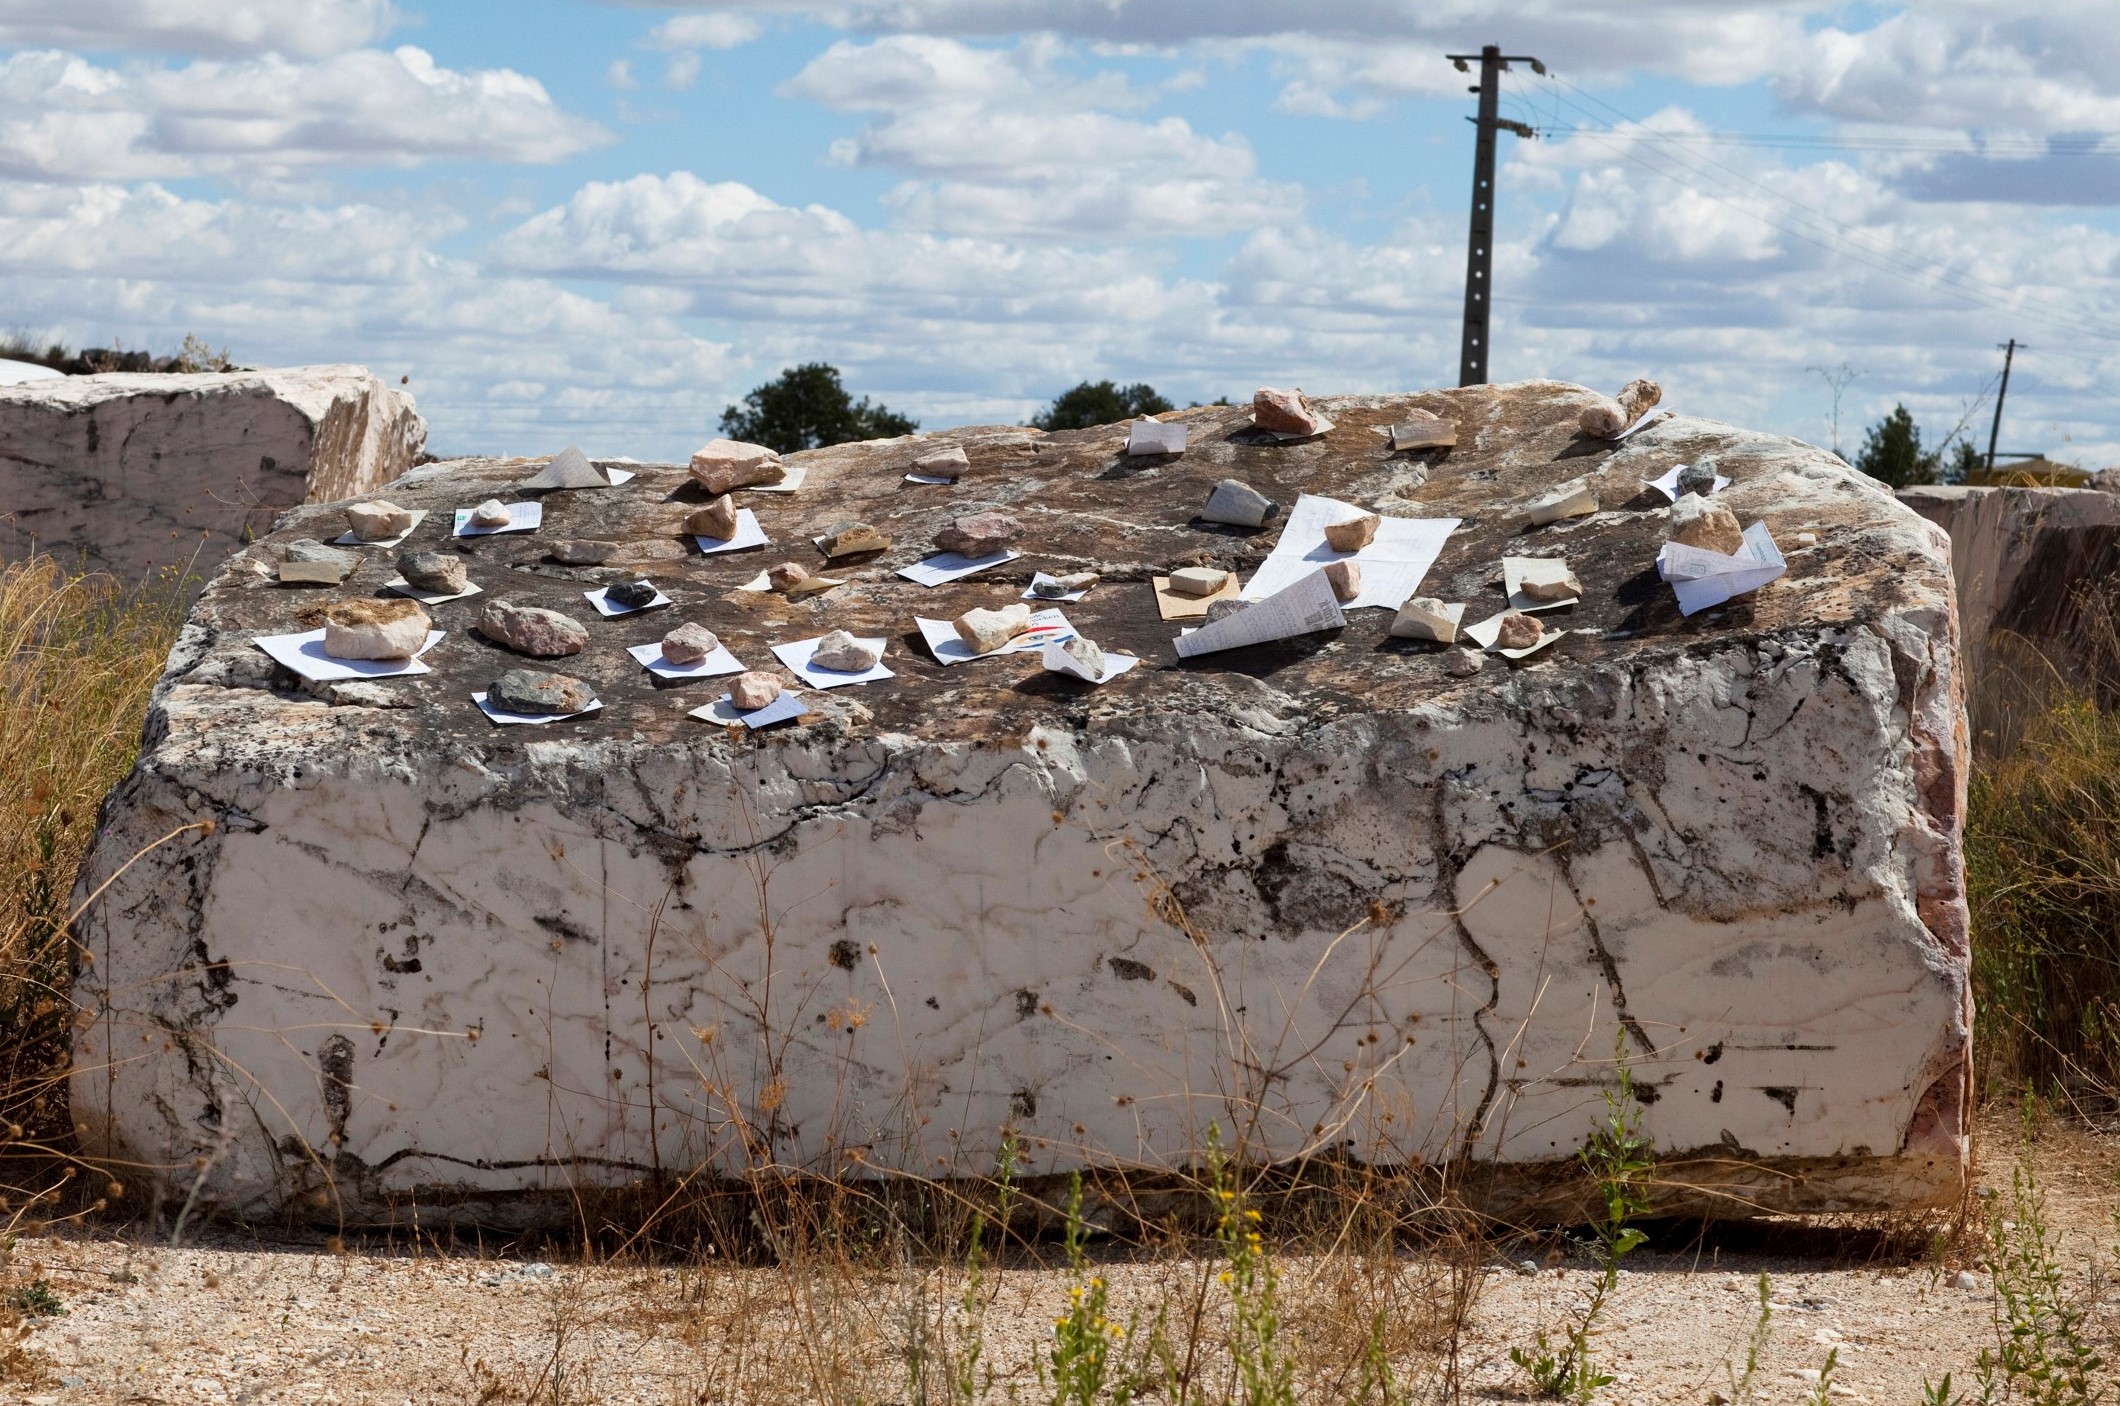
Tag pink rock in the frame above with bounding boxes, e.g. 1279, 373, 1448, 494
1322, 559, 1361, 602
933, 513, 1021, 557
688, 439, 785, 495
729, 671, 783, 711
477, 600, 588, 657
1252, 387, 1321, 436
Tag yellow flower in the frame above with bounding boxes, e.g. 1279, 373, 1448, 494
1244, 1208, 1262, 1221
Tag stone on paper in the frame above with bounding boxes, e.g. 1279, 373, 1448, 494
489, 669, 595, 716
1200, 479, 1275, 528
477, 600, 587, 657
767, 561, 811, 591
1525, 480, 1599, 526
954, 604, 1033, 654
397, 551, 468, 595
1669, 495, 1745, 556
912, 445, 969, 480
1168, 566, 1232, 597
1033, 572, 1097, 599
689, 439, 786, 494
1517, 564, 1582, 603
810, 629, 880, 672
820, 523, 890, 558
1054, 636, 1107, 680
686, 495, 740, 541
1323, 512, 1381, 552
344, 500, 413, 542
660, 622, 720, 665
933, 513, 1021, 557
1322, 559, 1361, 602
1390, 597, 1458, 643
320, 598, 430, 661
1494, 612, 1544, 650
1253, 386, 1321, 436
729, 671, 784, 711
468, 499, 512, 528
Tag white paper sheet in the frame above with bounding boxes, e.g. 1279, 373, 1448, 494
1241, 493, 1458, 610
453, 502, 543, 537
748, 464, 806, 494
1645, 463, 1730, 501
472, 692, 603, 726
1043, 643, 1140, 684
584, 584, 674, 617
1021, 572, 1094, 602
1250, 413, 1336, 443
1657, 521, 1787, 615
1610, 405, 1674, 442
254, 628, 443, 682
1176, 568, 1345, 659
1463, 611, 1569, 658
896, 549, 1020, 587
693, 508, 769, 556
915, 609, 1075, 665
1127, 419, 1188, 455
771, 635, 894, 689
517, 448, 635, 490
692, 691, 808, 728
904, 473, 957, 485
1502, 557, 1582, 613
332, 508, 429, 548
626, 640, 746, 680
383, 577, 483, 605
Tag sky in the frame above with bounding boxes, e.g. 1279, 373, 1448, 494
0, 0, 2115, 465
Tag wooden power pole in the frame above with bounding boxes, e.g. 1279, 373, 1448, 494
1447, 44, 1543, 387
1985, 338, 2021, 472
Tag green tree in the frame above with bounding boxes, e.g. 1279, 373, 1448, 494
1853, 403, 1939, 488
719, 363, 916, 454
1031, 380, 1174, 431
1942, 439, 1983, 484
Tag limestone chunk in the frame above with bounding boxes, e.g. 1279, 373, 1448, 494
469, 499, 512, 528
811, 630, 880, 673
345, 500, 413, 541
320, 598, 431, 661
767, 561, 811, 591
1322, 560, 1361, 602
1525, 480, 1599, 526
1200, 479, 1276, 528
550, 540, 616, 565
1204, 598, 1250, 624
954, 603, 1033, 654
278, 560, 346, 585
660, 622, 720, 664
489, 668, 595, 716
1669, 495, 1745, 555
608, 580, 661, 609
729, 671, 784, 711
820, 523, 890, 558
1054, 636, 1106, 680
478, 600, 588, 657
934, 513, 1022, 557
1032, 571, 1098, 599
396, 550, 468, 594
686, 495, 739, 541
689, 439, 785, 494
1323, 512, 1380, 552
1494, 612, 1543, 650
286, 539, 354, 568
1252, 386, 1321, 436
1390, 597, 1459, 643
1578, 377, 1663, 438
1168, 566, 1232, 597
1517, 565, 1582, 603
913, 445, 969, 480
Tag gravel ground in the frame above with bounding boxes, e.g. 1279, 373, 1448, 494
5, 1119, 2114, 1404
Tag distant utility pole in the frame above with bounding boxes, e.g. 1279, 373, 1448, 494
1446, 44, 1544, 387
1985, 338, 2021, 472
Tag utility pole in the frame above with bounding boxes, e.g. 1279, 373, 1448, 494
1985, 338, 2021, 472
1446, 44, 1543, 387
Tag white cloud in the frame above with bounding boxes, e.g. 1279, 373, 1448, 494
781, 36, 1301, 240
0, 0, 393, 59
606, 57, 638, 89
0, 46, 612, 182
664, 50, 704, 88
651, 14, 764, 50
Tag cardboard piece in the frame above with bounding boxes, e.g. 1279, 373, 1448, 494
1153, 572, 1243, 620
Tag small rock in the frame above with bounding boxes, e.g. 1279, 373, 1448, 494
550, 540, 617, 565
1517, 1260, 1539, 1277
934, 512, 1022, 557
286, 539, 355, 567
607, 580, 661, 609
489, 668, 596, 716
689, 439, 785, 494
324, 681, 413, 709
1670, 495, 1745, 555
1168, 566, 1233, 597
1578, 377, 1662, 438
1525, 480, 1599, 526
660, 622, 720, 664
1322, 559, 1361, 601
913, 445, 969, 479
767, 561, 811, 591
344, 500, 413, 541
686, 495, 740, 540
1495, 612, 1543, 651
1323, 512, 1380, 552
1617, 377, 1663, 420
820, 522, 891, 558
1390, 597, 1458, 643
1051, 635, 1107, 680
1446, 646, 1484, 676
1200, 479, 1277, 528
397, 550, 469, 594
1948, 1269, 1978, 1290
1032, 571, 1097, 599
1796, 531, 1818, 546
478, 600, 588, 657
811, 630, 881, 673
955, 603, 1033, 654
469, 498, 512, 528
321, 598, 432, 660
1517, 565, 1583, 603
278, 560, 347, 585
1204, 598, 1251, 624
1252, 386, 1321, 436
729, 671, 783, 711
1675, 463, 1717, 496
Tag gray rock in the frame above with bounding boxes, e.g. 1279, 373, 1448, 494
811, 629, 880, 672
1445, 644, 1484, 676
607, 580, 661, 610
1204, 598, 1251, 624
1055, 635, 1106, 680
489, 669, 596, 716
326, 681, 416, 709
1032, 571, 1098, 599
550, 540, 617, 566
1676, 463, 1717, 496
397, 551, 469, 594
285, 539, 355, 567
1200, 479, 1276, 528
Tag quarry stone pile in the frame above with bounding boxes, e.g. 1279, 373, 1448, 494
73, 382, 1971, 1225
0, 366, 424, 583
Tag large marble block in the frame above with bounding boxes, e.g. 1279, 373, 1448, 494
0, 365, 425, 584
73, 383, 1970, 1224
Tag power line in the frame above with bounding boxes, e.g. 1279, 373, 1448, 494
1531, 127, 2116, 156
